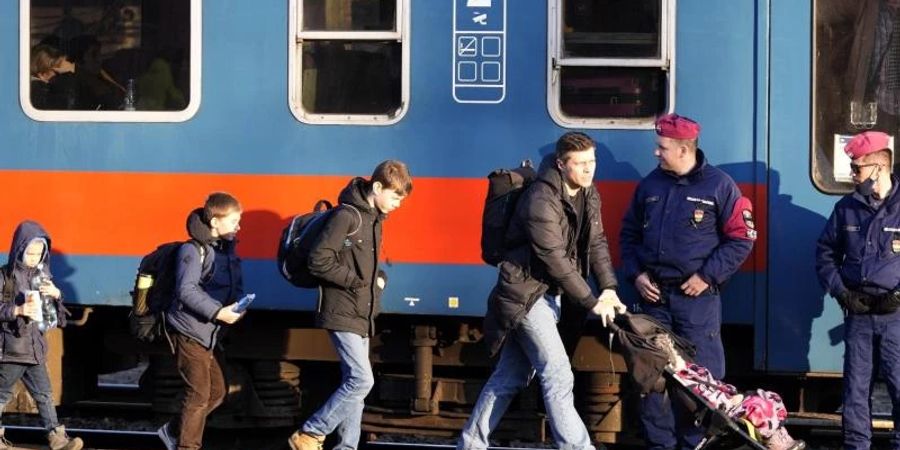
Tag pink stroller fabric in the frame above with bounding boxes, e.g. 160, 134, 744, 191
672, 363, 798, 449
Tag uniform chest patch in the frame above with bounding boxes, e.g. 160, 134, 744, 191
693, 209, 705, 224
893, 239, 900, 254
845, 225, 861, 232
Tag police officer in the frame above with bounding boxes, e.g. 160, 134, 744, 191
816, 131, 900, 450
620, 114, 757, 450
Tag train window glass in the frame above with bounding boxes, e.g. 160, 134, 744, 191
290, 0, 409, 125
812, 1, 898, 193
560, 66, 666, 119
300, 41, 401, 115
548, 0, 674, 129
562, 0, 661, 59
21, 0, 201, 122
302, 0, 396, 32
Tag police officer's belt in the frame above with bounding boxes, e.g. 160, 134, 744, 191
852, 290, 900, 315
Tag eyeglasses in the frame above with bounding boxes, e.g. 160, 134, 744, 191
850, 163, 880, 175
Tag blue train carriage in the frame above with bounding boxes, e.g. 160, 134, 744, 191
0, 0, 865, 444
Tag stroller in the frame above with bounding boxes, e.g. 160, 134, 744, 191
607, 313, 806, 450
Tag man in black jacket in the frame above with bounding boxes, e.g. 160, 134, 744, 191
289, 160, 413, 450
457, 132, 624, 450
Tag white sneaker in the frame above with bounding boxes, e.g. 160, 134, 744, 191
157, 422, 177, 450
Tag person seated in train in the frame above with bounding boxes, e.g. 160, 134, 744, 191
620, 114, 757, 450
0, 220, 83, 450
289, 160, 413, 450
66, 34, 125, 111
456, 132, 625, 450
29, 44, 76, 110
816, 131, 900, 450
157, 192, 246, 450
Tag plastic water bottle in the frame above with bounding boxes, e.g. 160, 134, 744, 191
32, 264, 57, 332
123, 78, 136, 111
29, 272, 45, 331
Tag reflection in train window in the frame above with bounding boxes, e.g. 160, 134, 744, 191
548, 0, 673, 129
302, 0, 396, 32
290, 0, 409, 125
812, 1, 899, 193
22, 0, 201, 122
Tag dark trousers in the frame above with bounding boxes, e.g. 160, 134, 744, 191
842, 310, 900, 450
639, 288, 724, 450
0, 362, 58, 430
173, 333, 226, 450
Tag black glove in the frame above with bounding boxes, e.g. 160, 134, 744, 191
876, 290, 900, 314
838, 291, 870, 315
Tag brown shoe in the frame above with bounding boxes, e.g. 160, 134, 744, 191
288, 431, 324, 450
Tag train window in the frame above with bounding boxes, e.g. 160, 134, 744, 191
812, 1, 900, 193
289, 0, 409, 125
548, 0, 674, 129
21, 0, 201, 122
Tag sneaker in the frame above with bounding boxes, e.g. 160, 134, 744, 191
288, 431, 324, 450
157, 422, 177, 450
0, 427, 14, 450
47, 425, 83, 450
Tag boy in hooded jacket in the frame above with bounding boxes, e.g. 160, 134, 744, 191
0, 220, 82, 450
289, 160, 413, 450
157, 192, 245, 450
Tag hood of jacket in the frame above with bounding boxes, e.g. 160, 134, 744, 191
338, 177, 384, 219
8, 221, 50, 275
185, 208, 217, 245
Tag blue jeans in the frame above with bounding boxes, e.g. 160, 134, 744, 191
639, 288, 724, 450
842, 310, 900, 450
457, 297, 595, 450
0, 362, 58, 430
302, 331, 374, 450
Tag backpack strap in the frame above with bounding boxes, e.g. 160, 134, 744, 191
340, 204, 363, 237
0, 266, 14, 303
186, 239, 214, 282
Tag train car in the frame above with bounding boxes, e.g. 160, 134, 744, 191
0, 0, 876, 445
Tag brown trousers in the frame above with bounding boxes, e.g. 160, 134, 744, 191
172, 333, 226, 450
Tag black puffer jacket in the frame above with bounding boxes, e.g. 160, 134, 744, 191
310, 178, 386, 337
483, 156, 618, 356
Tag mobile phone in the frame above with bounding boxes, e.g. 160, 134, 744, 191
232, 293, 256, 313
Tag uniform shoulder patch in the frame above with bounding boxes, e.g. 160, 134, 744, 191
723, 196, 756, 241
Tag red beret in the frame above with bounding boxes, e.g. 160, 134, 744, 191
844, 131, 891, 160
655, 114, 701, 139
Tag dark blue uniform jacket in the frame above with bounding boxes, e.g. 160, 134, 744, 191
816, 177, 900, 297
620, 150, 755, 287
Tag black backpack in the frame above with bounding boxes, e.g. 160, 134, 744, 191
129, 240, 211, 343
480, 160, 536, 266
277, 200, 361, 288
0, 266, 19, 304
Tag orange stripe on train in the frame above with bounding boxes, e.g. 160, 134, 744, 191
0, 170, 765, 269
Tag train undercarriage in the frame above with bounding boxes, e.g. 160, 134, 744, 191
0, 307, 855, 446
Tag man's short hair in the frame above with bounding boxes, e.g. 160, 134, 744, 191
675, 137, 699, 152
555, 132, 595, 162
371, 160, 413, 196
866, 149, 893, 166
204, 192, 242, 220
